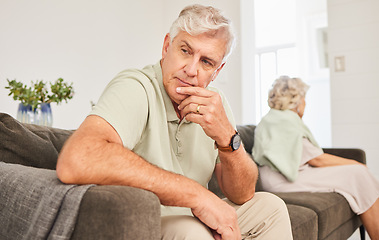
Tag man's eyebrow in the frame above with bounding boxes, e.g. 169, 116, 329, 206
181, 40, 192, 51
181, 40, 218, 65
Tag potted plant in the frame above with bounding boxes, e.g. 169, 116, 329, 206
5, 78, 74, 126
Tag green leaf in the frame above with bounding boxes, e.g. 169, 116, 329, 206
4, 77, 74, 109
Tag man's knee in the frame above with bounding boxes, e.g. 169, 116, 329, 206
256, 192, 287, 210
226, 191, 288, 217
237, 192, 293, 239
235, 192, 290, 226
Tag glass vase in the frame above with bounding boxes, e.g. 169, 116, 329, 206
17, 103, 53, 127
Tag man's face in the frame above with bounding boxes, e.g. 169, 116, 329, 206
160, 31, 227, 105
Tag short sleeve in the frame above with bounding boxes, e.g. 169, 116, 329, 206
301, 137, 324, 165
90, 75, 148, 149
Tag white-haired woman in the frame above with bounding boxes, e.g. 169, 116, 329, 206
252, 76, 379, 239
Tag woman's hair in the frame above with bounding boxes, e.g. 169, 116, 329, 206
169, 4, 236, 62
268, 76, 310, 110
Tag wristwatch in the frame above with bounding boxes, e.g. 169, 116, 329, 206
215, 131, 242, 152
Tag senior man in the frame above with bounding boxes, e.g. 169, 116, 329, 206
57, 4, 292, 240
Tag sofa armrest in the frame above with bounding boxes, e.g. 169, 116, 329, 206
322, 148, 366, 164
71, 185, 161, 240
0, 113, 73, 170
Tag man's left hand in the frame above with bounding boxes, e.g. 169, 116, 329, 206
176, 86, 235, 146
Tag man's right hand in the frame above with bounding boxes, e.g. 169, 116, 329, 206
191, 192, 241, 240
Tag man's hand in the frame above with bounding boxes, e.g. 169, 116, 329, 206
177, 86, 257, 205
191, 192, 241, 240
176, 86, 235, 147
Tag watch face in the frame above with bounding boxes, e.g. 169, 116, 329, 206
232, 133, 241, 150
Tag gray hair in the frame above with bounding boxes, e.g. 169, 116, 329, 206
268, 76, 310, 110
169, 4, 236, 62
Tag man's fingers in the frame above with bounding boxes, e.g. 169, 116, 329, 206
178, 95, 206, 109
176, 86, 213, 97
177, 87, 217, 111
178, 102, 200, 116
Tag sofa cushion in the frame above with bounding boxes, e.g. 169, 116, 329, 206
0, 112, 73, 170
286, 204, 318, 240
275, 192, 357, 239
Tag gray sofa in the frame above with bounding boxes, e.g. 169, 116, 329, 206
0, 113, 365, 239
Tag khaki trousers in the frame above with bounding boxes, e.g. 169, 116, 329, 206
161, 192, 293, 240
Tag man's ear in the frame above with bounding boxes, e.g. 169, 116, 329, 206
162, 33, 171, 59
211, 62, 226, 81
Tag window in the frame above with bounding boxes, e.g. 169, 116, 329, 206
254, 0, 299, 120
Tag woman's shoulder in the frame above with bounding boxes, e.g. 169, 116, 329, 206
260, 109, 300, 127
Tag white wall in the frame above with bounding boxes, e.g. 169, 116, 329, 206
240, 0, 256, 124
0, 0, 250, 129
328, 0, 379, 179
0, 0, 165, 129
296, 0, 331, 147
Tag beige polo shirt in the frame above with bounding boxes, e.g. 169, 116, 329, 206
90, 61, 235, 216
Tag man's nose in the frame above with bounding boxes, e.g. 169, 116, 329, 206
184, 58, 199, 77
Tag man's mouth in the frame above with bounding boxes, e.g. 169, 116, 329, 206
176, 77, 193, 87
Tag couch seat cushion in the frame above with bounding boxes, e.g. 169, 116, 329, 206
286, 204, 318, 240
275, 192, 356, 239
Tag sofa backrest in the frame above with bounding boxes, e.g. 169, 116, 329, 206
237, 125, 256, 155
0, 113, 73, 170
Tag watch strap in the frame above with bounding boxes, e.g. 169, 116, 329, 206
214, 141, 234, 152
214, 131, 240, 152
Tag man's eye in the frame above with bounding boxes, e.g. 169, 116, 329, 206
181, 48, 189, 54
202, 59, 213, 67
